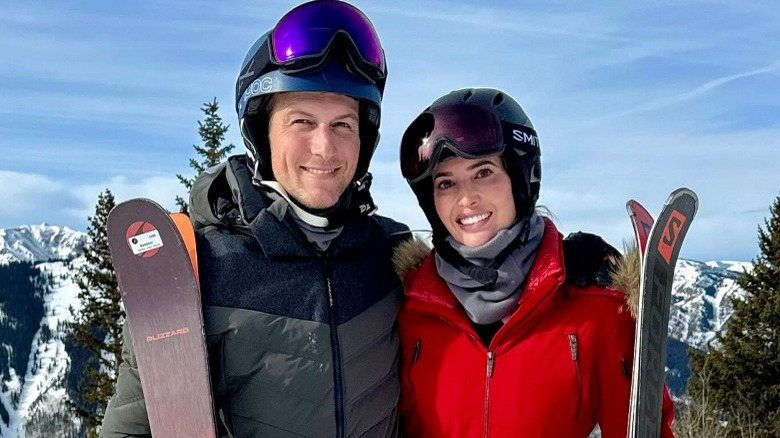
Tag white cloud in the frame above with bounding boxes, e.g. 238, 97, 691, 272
68, 175, 186, 225
0, 171, 185, 231
587, 58, 780, 125
0, 171, 70, 223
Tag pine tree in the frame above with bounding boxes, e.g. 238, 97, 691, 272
689, 193, 780, 436
67, 189, 124, 438
176, 98, 235, 213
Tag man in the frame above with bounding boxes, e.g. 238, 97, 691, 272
101, 1, 620, 437
102, 2, 405, 437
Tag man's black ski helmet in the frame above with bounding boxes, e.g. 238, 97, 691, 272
234, 0, 388, 182
400, 87, 541, 241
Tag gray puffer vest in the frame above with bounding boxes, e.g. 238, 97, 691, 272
189, 156, 408, 438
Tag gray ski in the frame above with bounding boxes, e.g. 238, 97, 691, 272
106, 198, 216, 438
627, 188, 698, 437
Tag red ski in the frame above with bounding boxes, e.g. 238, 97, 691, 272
627, 199, 654, 256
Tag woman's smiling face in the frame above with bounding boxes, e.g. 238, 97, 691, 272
432, 154, 516, 247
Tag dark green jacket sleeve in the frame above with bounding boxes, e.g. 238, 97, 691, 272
99, 322, 152, 438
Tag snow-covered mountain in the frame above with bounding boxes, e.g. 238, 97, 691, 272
0, 260, 85, 437
669, 259, 750, 350
0, 225, 87, 437
0, 224, 754, 435
0, 225, 87, 265
662, 259, 751, 396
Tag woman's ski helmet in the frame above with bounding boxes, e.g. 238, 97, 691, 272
400, 87, 542, 241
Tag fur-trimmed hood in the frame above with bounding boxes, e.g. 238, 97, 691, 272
391, 236, 431, 284
392, 236, 643, 318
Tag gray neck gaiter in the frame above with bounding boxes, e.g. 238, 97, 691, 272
435, 214, 545, 324
261, 186, 343, 252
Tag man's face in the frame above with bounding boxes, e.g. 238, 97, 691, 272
268, 91, 360, 210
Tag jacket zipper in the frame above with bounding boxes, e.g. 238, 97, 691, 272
412, 340, 422, 365
568, 334, 582, 419
484, 351, 495, 438
217, 409, 235, 438
433, 316, 496, 437
323, 262, 345, 438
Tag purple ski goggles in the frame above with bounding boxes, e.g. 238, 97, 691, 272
269, 0, 386, 83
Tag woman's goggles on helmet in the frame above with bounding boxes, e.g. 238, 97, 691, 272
270, 0, 386, 84
400, 103, 507, 184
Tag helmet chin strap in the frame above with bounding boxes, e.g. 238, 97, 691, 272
253, 172, 377, 230
257, 181, 330, 228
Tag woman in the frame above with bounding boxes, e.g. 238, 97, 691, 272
394, 88, 675, 437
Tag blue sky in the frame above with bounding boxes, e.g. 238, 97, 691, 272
1, 0, 778, 262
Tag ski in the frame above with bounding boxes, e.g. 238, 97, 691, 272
627, 188, 698, 438
106, 198, 216, 438
627, 199, 655, 257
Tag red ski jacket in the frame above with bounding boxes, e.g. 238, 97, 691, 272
395, 219, 675, 437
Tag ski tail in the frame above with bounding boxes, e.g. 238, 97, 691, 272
627, 187, 698, 438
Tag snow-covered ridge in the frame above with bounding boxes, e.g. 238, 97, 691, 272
0, 260, 84, 437
705, 260, 753, 273
0, 225, 87, 265
669, 258, 750, 351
